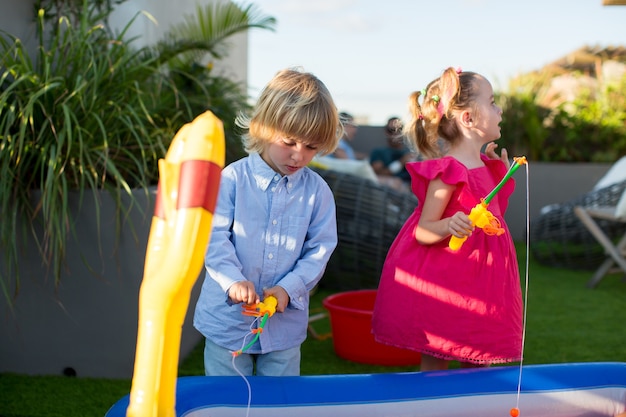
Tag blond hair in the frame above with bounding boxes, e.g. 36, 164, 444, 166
236, 68, 341, 156
405, 67, 485, 159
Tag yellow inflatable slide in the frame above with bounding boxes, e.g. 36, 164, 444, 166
126, 111, 225, 417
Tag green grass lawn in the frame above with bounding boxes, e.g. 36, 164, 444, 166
2, 245, 625, 417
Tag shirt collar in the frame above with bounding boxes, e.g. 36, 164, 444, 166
249, 153, 304, 193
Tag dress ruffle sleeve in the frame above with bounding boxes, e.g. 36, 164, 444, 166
406, 155, 514, 213
407, 157, 476, 211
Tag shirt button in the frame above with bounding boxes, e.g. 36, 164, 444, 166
288, 183, 293, 188
271, 187, 276, 192
272, 219, 277, 225
268, 253, 274, 260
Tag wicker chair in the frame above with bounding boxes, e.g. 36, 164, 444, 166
530, 179, 626, 270
313, 168, 418, 290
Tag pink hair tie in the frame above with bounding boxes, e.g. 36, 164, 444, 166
431, 95, 444, 118
456, 67, 463, 74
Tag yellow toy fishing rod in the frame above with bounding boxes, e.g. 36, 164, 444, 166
232, 295, 278, 357
449, 156, 527, 251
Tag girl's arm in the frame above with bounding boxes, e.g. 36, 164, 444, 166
414, 177, 474, 245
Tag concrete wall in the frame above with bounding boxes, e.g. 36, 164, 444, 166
0, 189, 204, 379
351, 125, 391, 157
505, 162, 610, 241
0, 0, 38, 51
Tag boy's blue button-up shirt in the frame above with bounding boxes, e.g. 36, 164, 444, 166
194, 153, 338, 353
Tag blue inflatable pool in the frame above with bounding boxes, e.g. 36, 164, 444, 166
106, 362, 626, 417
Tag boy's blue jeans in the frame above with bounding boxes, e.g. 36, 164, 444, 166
203, 337, 301, 376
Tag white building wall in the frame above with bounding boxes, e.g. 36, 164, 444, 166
0, 0, 248, 86
110, 0, 247, 85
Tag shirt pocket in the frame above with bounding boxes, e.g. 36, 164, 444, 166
284, 216, 308, 251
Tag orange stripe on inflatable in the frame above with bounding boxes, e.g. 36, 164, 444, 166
153, 160, 221, 219
178, 160, 221, 211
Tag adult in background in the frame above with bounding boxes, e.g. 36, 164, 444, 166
332, 112, 366, 160
369, 116, 414, 191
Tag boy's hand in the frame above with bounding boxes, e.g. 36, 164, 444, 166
228, 281, 259, 305
263, 286, 289, 313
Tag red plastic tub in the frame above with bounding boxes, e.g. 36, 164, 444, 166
322, 290, 421, 366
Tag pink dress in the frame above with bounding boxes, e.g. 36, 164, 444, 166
372, 155, 523, 364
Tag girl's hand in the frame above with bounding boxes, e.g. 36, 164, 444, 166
448, 211, 474, 238
228, 281, 259, 305
263, 286, 289, 313
485, 142, 510, 169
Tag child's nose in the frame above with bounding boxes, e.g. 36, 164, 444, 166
291, 150, 304, 161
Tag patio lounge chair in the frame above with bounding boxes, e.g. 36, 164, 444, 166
573, 187, 626, 288
530, 175, 626, 278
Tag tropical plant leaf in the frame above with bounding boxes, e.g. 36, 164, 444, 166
0, 1, 275, 304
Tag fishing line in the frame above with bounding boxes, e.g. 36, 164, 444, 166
231, 317, 259, 417
511, 162, 531, 417
231, 296, 277, 417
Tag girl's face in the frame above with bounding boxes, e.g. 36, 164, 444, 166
471, 78, 503, 142
260, 136, 319, 176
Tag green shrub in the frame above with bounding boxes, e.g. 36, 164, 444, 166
0, 0, 275, 301
498, 67, 626, 162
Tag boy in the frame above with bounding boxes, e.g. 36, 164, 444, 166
193, 68, 341, 376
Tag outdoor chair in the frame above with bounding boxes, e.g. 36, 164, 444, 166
312, 167, 418, 290
573, 187, 626, 288
530, 178, 626, 277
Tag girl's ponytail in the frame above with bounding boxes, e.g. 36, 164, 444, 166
406, 67, 482, 159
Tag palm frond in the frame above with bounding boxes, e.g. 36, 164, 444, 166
159, 1, 276, 65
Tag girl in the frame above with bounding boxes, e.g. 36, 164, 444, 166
372, 67, 523, 371
194, 68, 342, 376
